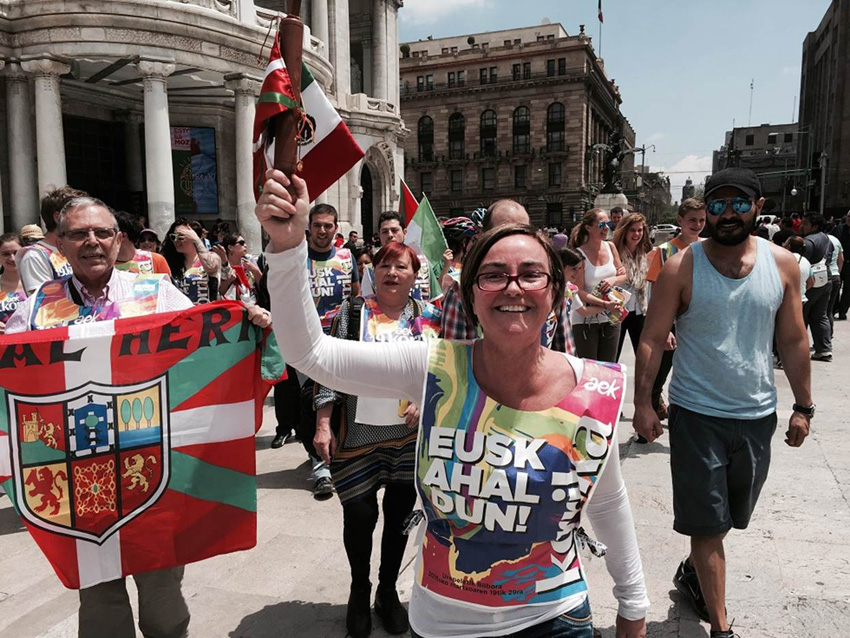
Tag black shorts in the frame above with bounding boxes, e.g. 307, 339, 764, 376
669, 405, 777, 536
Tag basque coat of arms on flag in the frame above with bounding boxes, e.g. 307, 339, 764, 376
9, 377, 169, 543
0, 302, 287, 589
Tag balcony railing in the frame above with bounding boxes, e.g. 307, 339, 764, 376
170, 0, 237, 18
402, 67, 585, 97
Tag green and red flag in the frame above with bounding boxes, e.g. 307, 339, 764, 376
399, 179, 419, 225
253, 32, 365, 201
404, 195, 448, 298
0, 303, 285, 589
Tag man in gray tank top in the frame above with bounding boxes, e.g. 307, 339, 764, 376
632, 168, 814, 638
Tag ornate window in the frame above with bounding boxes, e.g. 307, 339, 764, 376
547, 103, 565, 152
418, 116, 434, 161
512, 106, 531, 154
480, 110, 497, 157
449, 113, 465, 159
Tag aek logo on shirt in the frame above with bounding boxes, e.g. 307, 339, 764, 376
583, 376, 621, 398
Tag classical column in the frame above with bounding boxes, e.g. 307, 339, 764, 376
118, 112, 145, 194
224, 73, 262, 254
5, 63, 39, 229
371, 0, 388, 100
328, 0, 351, 96
310, 0, 329, 49
137, 58, 176, 241
20, 56, 71, 197
387, 0, 400, 106
361, 38, 373, 95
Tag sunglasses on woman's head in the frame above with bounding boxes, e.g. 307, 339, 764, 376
706, 197, 753, 216
597, 221, 609, 230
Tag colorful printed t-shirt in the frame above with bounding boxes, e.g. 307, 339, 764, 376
18, 241, 74, 294
308, 246, 359, 333
0, 289, 27, 324
646, 236, 690, 283
115, 250, 171, 276
27, 274, 165, 330
352, 295, 441, 427
174, 257, 216, 305
413, 257, 431, 302
412, 340, 624, 634
32, 241, 73, 278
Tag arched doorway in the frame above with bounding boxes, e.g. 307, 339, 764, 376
361, 165, 374, 241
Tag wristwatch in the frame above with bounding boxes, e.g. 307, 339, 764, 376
792, 403, 816, 418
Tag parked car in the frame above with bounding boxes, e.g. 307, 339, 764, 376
652, 224, 680, 244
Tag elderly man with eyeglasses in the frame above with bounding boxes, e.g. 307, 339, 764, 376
6, 197, 194, 333
5, 197, 270, 638
4, 197, 194, 637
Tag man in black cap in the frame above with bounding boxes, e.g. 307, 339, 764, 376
633, 167, 813, 638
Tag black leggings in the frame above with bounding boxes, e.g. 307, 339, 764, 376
616, 312, 645, 360
343, 483, 418, 592
649, 326, 676, 410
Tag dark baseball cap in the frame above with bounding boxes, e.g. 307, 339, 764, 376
704, 167, 762, 200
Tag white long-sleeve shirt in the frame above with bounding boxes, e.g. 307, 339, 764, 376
266, 242, 649, 635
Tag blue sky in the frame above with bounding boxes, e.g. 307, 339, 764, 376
398, 0, 832, 201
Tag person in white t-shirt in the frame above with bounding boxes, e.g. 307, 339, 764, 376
16, 185, 87, 295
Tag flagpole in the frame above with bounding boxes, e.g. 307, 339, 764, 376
599, 21, 602, 59
598, 0, 603, 59
273, 0, 304, 195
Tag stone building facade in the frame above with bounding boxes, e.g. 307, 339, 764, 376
713, 123, 803, 214
399, 22, 635, 228
798, 0, 850, 218
0, 0, 404, 251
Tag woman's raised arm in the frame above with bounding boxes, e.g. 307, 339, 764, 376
259, 170, 428, 402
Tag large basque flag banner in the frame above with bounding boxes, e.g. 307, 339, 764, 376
0, 303, 285, 589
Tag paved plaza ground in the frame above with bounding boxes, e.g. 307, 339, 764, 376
1, 323, 849, 638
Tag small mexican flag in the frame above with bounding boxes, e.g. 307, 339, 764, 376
398, 180, 419, 225
404, 195, 448, 298
253, 32, 365, 201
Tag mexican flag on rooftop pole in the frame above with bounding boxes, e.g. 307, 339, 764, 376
253, 32, 365, 201
404, 195, 448, 298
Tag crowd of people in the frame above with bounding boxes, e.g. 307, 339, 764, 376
0, 164, 837, 638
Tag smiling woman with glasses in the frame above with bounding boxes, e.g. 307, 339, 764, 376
256, 170, 649, 638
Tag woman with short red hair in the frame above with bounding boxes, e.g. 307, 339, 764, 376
313, 239, 441, 638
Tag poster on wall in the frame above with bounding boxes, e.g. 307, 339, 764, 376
171, 127, 219, 215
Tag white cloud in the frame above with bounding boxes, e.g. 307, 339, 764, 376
781, 65, 798, 76
644, 132, 667, 144
399, 0, 488, 25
